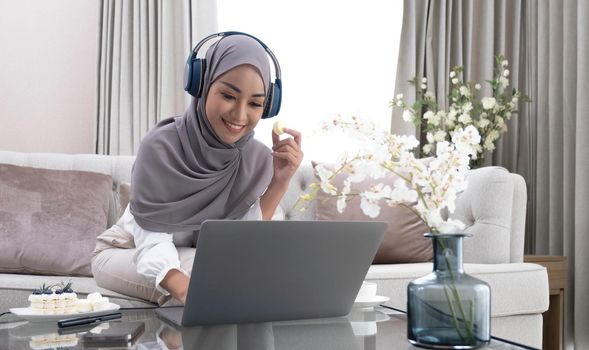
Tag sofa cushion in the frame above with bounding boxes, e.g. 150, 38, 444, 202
366, 262, 549, 317
0, 164, 112, 276
312, 162, 432, 264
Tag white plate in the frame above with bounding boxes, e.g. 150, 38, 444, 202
9, 302, 120, 322
353, 295, 390, 308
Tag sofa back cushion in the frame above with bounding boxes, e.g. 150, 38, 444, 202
0, 164, 112, 276
116, 182, 131, 220
312, 163, 432, 264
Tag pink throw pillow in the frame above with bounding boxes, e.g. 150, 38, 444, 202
312, 162, 432, 264
0, 164, 112, 276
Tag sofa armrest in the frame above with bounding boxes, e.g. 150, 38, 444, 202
450, 166, 526, 264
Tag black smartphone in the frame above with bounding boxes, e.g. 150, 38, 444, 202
81, 321, 145, 347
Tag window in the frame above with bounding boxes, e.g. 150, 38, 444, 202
217, 0, 404, 161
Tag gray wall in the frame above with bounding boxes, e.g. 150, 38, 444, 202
0, 0, 98, 154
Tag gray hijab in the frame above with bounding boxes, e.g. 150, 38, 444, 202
130, 35, 274, 233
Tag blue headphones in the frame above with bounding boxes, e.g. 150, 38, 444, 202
183, 31, 282, 119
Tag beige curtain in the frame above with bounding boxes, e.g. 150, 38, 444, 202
532, 1, 589, 349
95, 0, 217, 155
393, 0, 589, 348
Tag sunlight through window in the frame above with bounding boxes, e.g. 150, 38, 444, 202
216, 1, 404, 161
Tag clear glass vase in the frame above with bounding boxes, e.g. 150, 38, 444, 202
407, 233, 491, 349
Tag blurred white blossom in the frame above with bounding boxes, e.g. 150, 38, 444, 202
402, 109, 413, 122
481, 97, 496, 110
300, 115, 482, 233
388, 55, 529, 167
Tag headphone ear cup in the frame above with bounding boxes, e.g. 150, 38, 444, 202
262, 80, 282, 119
262, 84, 274, 119
184, 56, 206, 97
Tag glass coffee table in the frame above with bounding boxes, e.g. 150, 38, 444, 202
0, 306, 538, 349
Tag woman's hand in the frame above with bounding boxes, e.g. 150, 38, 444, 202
271, 128, 304, 186
159, 269, 190, 304
260, 128, 304, 220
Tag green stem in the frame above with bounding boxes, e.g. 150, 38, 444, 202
397, 203, 434, 233
438, 238, 476, 343
380, 162, 432, 212
443, 284, 468, 339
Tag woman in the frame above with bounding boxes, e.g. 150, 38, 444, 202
92, 33, 303, 305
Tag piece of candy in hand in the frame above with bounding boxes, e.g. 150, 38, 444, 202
273, 120, 286, 135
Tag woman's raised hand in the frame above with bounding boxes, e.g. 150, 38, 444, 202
271, 127, 304, 186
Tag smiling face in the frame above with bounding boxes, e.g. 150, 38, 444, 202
205, 64, 266, 144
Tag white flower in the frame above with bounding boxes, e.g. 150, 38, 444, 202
426, 132, 435, 143
462, 102, 473, 113
459, 86, 470, 96
450, 71, 456, 78
424, 91, 436, 100
320, 181, 337, 196
424, 111, 441, 126
310, 115, 477, 234
463, 125, 482, 144
458, 113, 471, 124
435, 141, 452, 156
452, 125, 481, 151
496, 117, 505, 128
484, 137, 496, 151
475, 83, 481, 90
389, 179, 418, 203
360, 197, 381, 218
359, 184, 391, 218
422, 77, 427, 83
477, 118, 490, 128
447, 110, 457, 122
452, 78, 459, 84
345, 162, 369, 183
437, 218, 466, 233
503, 69, 510, 77
487, 130, 500, 142
396, 93, 404, 100
421, 84, 427, 90
402, 109, 413, 122
434, 130, 447, 142
425, 210, 444, 229
396, 134, 420, 150
500, 76, 509, 88
482, 97, 497, 110
502, 59, 509, 67
315, 164, 331, 184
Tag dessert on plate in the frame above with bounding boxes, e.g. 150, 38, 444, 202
28, 281, 112, 315
28, 283, 78, 315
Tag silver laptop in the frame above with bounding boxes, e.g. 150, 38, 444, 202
156, 220, 387, 326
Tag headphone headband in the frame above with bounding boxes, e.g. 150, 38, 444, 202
184, 31, 282, 118
190, 31, 282, 79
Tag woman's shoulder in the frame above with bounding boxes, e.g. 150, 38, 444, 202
138, 117, 181, 150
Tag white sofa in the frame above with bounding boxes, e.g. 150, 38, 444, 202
0, 150, 549, 348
